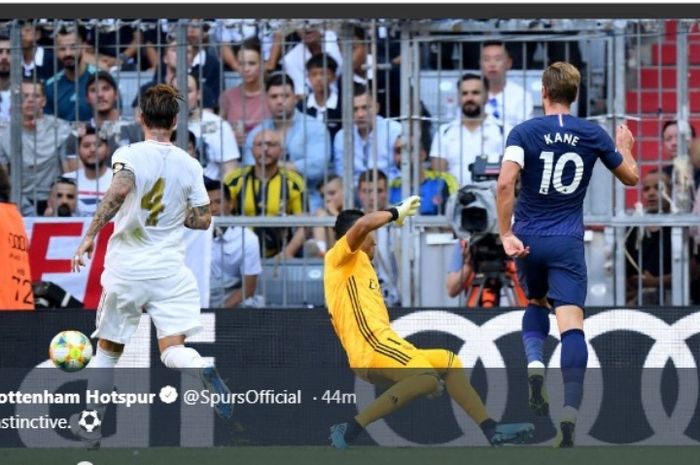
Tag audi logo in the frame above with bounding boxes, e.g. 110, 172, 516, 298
7, 233, 27, 251
355, 309, 700, 446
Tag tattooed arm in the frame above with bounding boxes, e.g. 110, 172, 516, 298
184, 204, 212, 230
71, 170, 136, 272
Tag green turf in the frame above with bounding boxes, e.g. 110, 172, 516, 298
3, 446, 700, 465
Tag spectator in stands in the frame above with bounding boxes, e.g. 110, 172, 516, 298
389, 136, 458, 215
83, 19, 143, 72
219, 38, 271, 149
244, 73, 330, 211
334, 84, 402, 185
690, 138, 700, 304
0, 35, 10, 124
225, 129, 306, 258
344, 26, 385, 109
135, 37, 218, 112
43, 177, 78, 217
205, 177, 262, 308
661, 120, 700, 191
65, 126, 112, 216
430, 73, 504, 187
172, 73, 240, 181
282, 23, 343, 96
358, 168, 389, 212
187, 19, 222, 109
140, 19, 173, 73
287, 174, 345, 259
693, 176, 700, 304
444, 236, 526, 307
357, 169, 401, 306
86, 71, 142, 144
133, 37, 180, 108
0, 79, 72, 216
349, 27, 370, 85
44, 27, 96, 122
347, 26, 434, 144
311, 174, 344, 254
426, 28, 481, 72
298, 53, 343, 143
446, 240, 472, 299
216, 19, 283, 73
347, 26, 392, 113
161, 36, 187, 81
19, 21, 55, 82
480, 41, 533, 134
503, 36, 588, 115
88, 71, 121, 123
661, 120, 695, 160
66, 71, 142, 168
625, 170, 674, 305
171, 129, 200, 160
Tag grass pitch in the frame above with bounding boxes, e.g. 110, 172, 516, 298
3, 446, 700, 465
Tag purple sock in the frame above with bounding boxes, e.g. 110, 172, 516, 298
561, 328, 588, 409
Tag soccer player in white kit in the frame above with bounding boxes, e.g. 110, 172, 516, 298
70, 84, 232, 449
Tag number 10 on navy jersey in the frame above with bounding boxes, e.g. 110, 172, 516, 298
503, 114, 624, 238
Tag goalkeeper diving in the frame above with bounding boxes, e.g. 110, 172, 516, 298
323, 195, 534, 448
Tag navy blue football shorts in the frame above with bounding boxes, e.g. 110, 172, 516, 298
514, 234, 587, 310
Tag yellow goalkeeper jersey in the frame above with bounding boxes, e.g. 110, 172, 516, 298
324, 235, 405, 369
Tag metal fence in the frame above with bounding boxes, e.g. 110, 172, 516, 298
0, 18, 697, 308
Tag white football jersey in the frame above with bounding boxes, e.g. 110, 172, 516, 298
104, 140, 209, 280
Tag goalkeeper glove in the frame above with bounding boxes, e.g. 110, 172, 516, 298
391, 195, 421, 227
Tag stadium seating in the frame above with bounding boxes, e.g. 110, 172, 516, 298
257, 258, 325, 307
624, 20, 700, 208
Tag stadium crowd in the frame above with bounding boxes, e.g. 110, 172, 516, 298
0, 19, 698, 308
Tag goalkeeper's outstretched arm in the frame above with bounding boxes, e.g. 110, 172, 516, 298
345, 195, 420, 252
345, 210, 396, 252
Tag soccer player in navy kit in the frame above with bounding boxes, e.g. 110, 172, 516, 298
496, 62, 638, 447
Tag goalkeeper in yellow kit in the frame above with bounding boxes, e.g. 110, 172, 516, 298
324, 195, 534, 448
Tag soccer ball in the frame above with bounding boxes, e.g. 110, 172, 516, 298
49, 330, 93, 372
78, 409, 101, 433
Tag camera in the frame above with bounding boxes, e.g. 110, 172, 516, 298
446, 157, 509, 273
446, 157, 527, 307
447, 157, 500, 242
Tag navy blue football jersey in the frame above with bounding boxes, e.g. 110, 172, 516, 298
503, 114, 623, 239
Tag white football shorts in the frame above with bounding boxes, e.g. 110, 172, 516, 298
93, 267, 203, 344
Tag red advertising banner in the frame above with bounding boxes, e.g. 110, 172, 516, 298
23, 218, 211, 309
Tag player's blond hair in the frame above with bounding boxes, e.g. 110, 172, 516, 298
542, 62, 580, 106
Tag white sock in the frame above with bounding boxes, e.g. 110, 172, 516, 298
160, 345, 207, 378
86, 346, 121, 415
88, 346, 121, 368
527, 361, 546, 377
